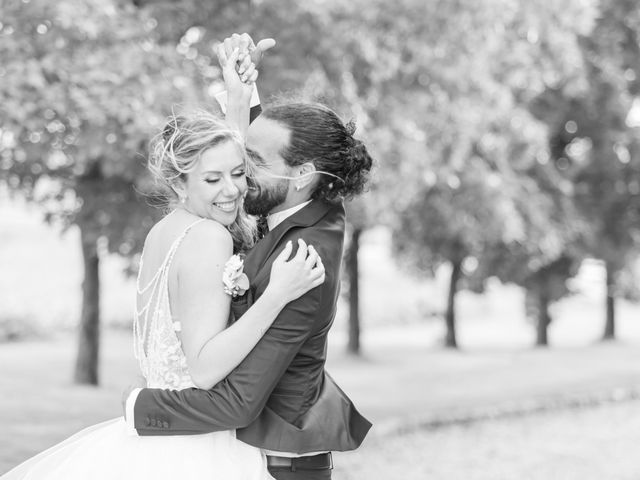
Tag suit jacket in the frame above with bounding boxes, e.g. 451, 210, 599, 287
133, 199, 372, 453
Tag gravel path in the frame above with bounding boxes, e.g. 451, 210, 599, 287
333, 399, 640, 480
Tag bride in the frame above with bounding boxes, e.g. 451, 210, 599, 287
1, 45, 325, 479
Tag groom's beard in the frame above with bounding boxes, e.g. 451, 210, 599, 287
244, 179, 289, 217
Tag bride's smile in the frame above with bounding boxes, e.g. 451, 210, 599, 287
174, 140, 248, 226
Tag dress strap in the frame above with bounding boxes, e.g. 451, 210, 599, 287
136, 217, 206, 294
163, 218, 207, 267
161, 218, 206, 333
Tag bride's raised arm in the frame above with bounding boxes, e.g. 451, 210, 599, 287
216, 45, 257, 140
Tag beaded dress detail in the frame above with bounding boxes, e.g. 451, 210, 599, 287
133, 218, 204, 390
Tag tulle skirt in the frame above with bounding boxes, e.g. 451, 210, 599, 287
2, 417, 272, 480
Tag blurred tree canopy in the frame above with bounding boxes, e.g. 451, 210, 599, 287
387, 0, 595, 347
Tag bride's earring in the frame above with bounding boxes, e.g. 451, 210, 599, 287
172, 185, 187, 204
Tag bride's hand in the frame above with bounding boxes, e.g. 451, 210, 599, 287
216, 45, 258, 99
266, 239, 325, 304
223, 33, 276, 71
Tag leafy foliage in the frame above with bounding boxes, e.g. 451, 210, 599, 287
0, 0, 213, 254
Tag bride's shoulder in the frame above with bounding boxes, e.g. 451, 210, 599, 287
180, 218, 233, 257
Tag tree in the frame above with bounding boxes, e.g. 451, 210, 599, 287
394, 157, 535, 347
365, 0, 593, 347
343, 199, 375, 355
475, 203, 585, 347
532, 0, 640, 341
0, 0, 212, 383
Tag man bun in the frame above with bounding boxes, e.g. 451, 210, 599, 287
338, 135, 373, 200
262, 103, 374, 203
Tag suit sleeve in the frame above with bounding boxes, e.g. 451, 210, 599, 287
132, 286, 321, 435
249, 104, 262, 124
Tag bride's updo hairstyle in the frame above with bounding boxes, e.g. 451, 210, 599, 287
262, 103, 373, 203
148, 110, 257, 251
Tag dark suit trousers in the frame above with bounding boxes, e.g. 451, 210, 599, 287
268, 467, 332, 480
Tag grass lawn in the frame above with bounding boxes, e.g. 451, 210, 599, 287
2, 329, 640, 475
333, 398, 640, 479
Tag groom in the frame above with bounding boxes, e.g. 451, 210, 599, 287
124, 34, 372, 479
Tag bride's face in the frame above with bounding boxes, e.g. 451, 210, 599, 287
177, 140, 247, 226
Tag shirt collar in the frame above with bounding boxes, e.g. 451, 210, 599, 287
266, 200, 312, 231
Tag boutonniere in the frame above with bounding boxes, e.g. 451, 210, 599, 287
222, 254, 250, 298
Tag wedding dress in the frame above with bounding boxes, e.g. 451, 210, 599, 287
2, 218, 272, 480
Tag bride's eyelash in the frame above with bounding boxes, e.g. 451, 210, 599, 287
205, 171, 245, 183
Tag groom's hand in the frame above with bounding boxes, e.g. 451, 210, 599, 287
222, 33, 275, 72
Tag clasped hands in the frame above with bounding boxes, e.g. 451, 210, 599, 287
216, 33, 276, 87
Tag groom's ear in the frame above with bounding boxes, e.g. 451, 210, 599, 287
294, 162, 316, 190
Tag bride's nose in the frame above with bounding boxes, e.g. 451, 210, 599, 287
221, 176, 240, 196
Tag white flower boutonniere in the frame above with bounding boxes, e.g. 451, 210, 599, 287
222, 254, 250, 298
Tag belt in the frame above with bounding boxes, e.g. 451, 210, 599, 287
266, 453, 333, 471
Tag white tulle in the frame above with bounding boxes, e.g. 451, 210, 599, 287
2, 419, 271, 480
2, 218, 272, 480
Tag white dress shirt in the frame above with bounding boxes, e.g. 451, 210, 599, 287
266, 200, 311, 231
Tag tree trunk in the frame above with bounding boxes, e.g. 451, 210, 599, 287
74, 224, 101, 385
347, 228, 362, 355
603, 261, 616, 340
444, 260, 462, 349
535, 290, 551, 347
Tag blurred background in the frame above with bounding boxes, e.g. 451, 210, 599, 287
2, 0, 640, 478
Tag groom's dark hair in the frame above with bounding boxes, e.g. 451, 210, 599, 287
262, 103, 373, 203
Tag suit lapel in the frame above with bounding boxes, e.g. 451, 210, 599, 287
243, 200, 334, 281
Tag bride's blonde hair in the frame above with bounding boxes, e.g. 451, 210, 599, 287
148, 109, 257, 252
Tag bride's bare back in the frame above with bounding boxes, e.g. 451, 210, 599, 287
134, 210, 210, 388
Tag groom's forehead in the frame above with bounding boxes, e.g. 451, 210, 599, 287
247, 117, 291, 159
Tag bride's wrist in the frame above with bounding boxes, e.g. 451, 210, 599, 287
227, 88, 252, 106
262, 286, 288, 311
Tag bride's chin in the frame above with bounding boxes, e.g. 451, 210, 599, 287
209, 211, 237, 226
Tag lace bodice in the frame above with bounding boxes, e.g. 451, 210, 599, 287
133, 218, 205, 389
